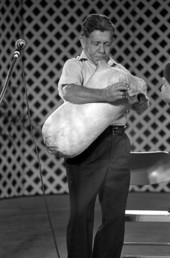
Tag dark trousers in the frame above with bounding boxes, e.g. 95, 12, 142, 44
65, 127, 131, 258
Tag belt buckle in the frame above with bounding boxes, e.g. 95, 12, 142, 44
112, 126, 126, 135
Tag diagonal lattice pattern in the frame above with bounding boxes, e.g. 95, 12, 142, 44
0, 0, 170, 198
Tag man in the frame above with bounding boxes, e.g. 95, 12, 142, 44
58, 14, 149, 258
161, 77, 170, 104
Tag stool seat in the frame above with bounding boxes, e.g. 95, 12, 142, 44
129, 151, 170, 185
125, 209, 170, 222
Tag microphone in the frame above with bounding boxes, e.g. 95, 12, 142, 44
15, 39, 27, 51
164, 61, 170, 83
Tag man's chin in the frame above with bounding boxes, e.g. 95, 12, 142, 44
94, 58, 107, 66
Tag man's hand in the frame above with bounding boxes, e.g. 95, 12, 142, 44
127, 88, 149, 114
126, 88, 145, 105
161, 77, 170, 104
131, 98, 149, 114
104, 82, 129, 103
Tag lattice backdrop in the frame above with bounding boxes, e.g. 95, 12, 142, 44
0, 0, 170, 198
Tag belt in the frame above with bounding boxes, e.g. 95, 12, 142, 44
105, 125, 127, 135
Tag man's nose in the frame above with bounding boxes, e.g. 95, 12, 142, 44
98, 43, 105, 53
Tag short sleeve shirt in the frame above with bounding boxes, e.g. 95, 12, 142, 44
58, 51, 120, 95
58, 51, 129, 125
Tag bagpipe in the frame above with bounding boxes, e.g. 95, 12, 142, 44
42, 61, 147, 158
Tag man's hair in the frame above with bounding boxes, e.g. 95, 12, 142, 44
80, 14, 116, 38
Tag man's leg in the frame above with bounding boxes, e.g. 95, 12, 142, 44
66, 164, 97, 258
65, 130, 112, 258
92, 134, 131, 258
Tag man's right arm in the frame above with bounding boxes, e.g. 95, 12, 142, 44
61, 83, 129, 104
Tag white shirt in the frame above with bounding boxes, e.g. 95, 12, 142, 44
58, 51, 146, 126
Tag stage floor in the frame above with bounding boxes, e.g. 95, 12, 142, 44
0, 193, 170, 257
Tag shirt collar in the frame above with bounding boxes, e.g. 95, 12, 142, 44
78, 51, 117, 67
78, 51, 88, 61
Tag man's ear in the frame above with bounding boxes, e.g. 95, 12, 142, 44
79, 36, 86, 49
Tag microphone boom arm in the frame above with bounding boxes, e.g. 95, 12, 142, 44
0, 50, 21, 104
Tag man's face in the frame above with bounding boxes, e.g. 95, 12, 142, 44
80, 30, 114, 65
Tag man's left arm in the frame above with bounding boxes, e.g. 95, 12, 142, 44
130, 96, 150, 114
127, 81, 150, 114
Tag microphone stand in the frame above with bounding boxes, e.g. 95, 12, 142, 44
0, 50, 21, 104
1, 39, 61, 258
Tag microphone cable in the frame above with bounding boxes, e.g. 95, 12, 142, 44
19, 49, 61, 258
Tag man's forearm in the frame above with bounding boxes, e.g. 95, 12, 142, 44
61, 84, 108, 104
